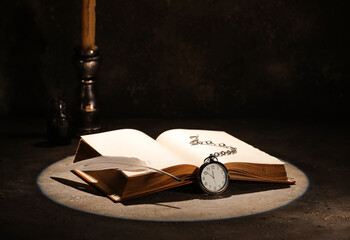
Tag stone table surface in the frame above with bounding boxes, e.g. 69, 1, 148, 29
0, 118, 349, 239
37, 156, 308, 221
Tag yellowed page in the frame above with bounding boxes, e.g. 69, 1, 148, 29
81, 129, 192, 177
156, 129, 284, 166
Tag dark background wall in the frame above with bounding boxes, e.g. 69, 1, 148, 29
0, 0, 348, 120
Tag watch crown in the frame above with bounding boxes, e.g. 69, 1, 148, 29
204, 154, 218, 163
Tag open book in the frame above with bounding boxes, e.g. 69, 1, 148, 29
71, 129, 295, 202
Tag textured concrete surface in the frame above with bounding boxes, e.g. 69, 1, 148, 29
38, 156, 308, 221
0, 118, 349, 239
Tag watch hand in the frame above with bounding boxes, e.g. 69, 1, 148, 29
204, 171, 214, 179
212, 170, 217, 184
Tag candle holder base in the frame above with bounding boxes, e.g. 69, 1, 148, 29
74, 48, 102, 135
77, 126, 102, 135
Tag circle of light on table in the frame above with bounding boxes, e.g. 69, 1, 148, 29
37, 156, 308, 222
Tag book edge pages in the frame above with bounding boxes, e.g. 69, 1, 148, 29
72, 169, 195, 202
71, 169, 121, 202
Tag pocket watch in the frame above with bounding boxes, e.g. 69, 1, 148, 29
197, 155, 230, 194
190, 135, 236, 195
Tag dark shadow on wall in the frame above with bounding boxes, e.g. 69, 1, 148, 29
0, 1, 349, 120
2, 1, 46, 117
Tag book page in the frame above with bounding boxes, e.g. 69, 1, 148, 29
156, 129, 284, 166
81, 129, 193, 177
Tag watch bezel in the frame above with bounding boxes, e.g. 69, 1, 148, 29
197, 161, 230, 195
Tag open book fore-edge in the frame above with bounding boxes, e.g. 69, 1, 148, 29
72, 139, 294, 202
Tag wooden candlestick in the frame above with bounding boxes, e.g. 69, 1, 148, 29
81, 0, 97, 50
75, 0, 101, 134
74, 48, 101, 135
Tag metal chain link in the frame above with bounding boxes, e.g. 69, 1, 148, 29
189, 135, 237, 158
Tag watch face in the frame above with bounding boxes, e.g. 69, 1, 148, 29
198, 162, 229, 194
